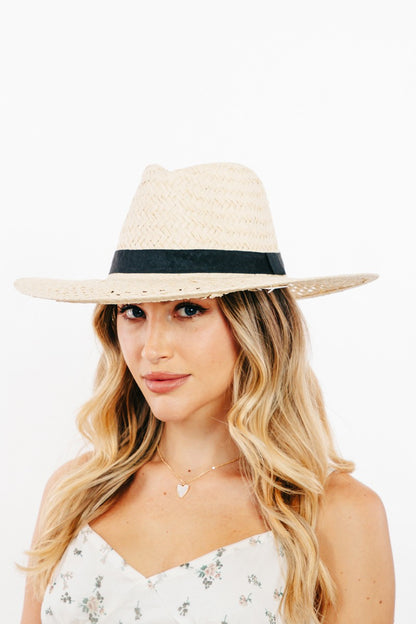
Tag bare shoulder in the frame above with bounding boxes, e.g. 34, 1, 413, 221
316, 472, 395, 624
44, 451, 92, 495
319, 471, 387, 529
33, 452, 92, 537
20, 452, 92, 624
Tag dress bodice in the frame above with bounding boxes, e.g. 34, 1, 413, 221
41, 525, 287, 623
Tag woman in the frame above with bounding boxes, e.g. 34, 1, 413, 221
17, 162, 395, 623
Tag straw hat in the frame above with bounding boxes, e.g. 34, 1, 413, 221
14, 162, 377, 303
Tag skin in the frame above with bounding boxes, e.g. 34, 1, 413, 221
21, 298, 395, 623
317, 473, 395, 623
116, 298, 240, 430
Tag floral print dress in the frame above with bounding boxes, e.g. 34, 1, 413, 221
42, 525, 287, 623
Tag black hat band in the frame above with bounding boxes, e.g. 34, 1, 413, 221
109, 249, 286, 275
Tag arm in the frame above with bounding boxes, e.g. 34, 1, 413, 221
20, 453, 91, 624
316, 472, 395, 624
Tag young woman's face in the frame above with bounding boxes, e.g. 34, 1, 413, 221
116, 298, 239, 425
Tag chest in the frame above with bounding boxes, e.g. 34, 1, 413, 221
42, 525, 287, 624
90, 468, 266, 578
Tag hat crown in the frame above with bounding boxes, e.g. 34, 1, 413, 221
14, 160, 378, 303
117, 162, 279, 253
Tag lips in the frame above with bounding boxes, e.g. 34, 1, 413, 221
142, 372, 190, 394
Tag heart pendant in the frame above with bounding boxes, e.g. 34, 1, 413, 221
177, 483, 189, 498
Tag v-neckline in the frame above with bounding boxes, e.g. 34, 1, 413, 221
85, 524, 274, 582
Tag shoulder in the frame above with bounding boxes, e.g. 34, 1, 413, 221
318, 471, 387, 531
317, 471, 392, 561
20, 453, 92, 624
43, 452, 92, 497
316, 472, 395, 623
32, 452, 92, 542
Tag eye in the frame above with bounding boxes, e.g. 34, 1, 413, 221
175, 302, 207, 318
118, 304, 144, 319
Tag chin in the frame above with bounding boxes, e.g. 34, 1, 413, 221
143, 399, 191, 423
151, 410, 192, 424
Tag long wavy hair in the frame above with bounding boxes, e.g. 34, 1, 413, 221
24, 287, 353, 623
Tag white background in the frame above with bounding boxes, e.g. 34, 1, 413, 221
1, 1, 415, 621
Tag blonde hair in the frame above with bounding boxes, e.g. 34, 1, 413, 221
25, 288, 352, 623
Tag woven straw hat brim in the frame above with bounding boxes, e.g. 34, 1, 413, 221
14, 164, 379, 304
14, 272, 378, 304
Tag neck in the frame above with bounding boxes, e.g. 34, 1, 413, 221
157, 419, 239, 470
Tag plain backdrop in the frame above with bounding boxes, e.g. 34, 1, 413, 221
1, 1, 415, 621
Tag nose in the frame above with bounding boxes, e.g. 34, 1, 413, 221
141, 318, 173, 364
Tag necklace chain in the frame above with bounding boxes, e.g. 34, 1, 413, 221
157, 446, 240, 498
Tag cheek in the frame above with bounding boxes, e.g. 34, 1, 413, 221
202, 324, 239, 379
116, 322, 139, 368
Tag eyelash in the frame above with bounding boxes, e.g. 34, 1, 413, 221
117, 302, 208, 320
117, 305, 144, 319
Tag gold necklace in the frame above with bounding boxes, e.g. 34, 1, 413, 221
157, 446, 240, 498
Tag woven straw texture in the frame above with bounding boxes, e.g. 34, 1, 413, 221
15, 273, 378, 303
118, 163, 279, 252
14, 162, 378, 303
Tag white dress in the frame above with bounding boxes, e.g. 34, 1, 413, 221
41, 525, 287, 623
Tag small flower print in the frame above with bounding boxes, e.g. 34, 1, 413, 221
239, 593, 253, 606
204, 563, 217, 576
144, 572, 166, 592
248, 573, 262, 587
265, 609, 277, 623
48, 579, 57, 594
60, 592, 73, 604
221, 617, 229, 624
273, 586, 284, 600
249, 536, 262, 545
60, 571, 73, 590
99, 543, 112, 564
87, 596, 100, 611
44, 606, 53, 615
197, 556, 223, 588
81, 526, 93, 543
79, 576, 106, 622
134, 600, 142, 620
73, 547, 83, 556
178, 597, 190, 616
